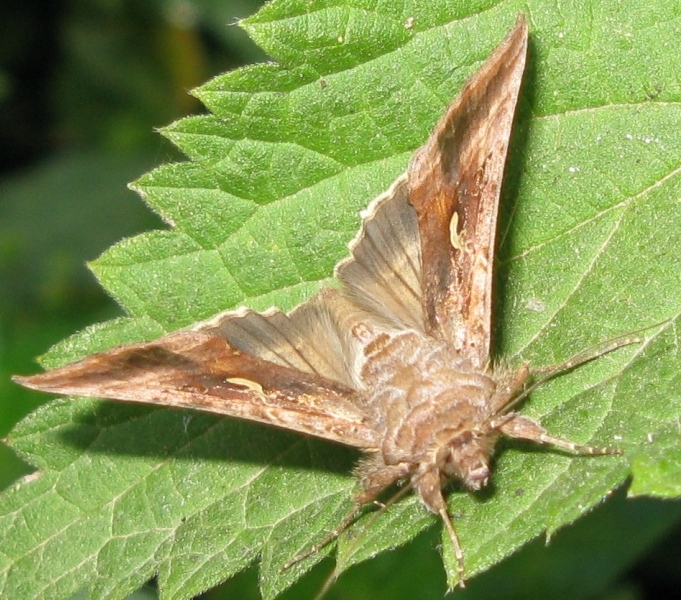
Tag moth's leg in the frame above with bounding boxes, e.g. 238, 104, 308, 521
413, 467, 466, 587
496, 413, 622, 455
487, 364, 530, 413
280, 461, 410, 572
355, 457, 412, 504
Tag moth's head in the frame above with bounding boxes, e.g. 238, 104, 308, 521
435, 429, 497, 491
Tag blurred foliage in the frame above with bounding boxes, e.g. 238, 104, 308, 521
1, 1, 680, 599
0, 0, 265, 490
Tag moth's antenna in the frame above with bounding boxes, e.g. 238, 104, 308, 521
499, 320, 669, 415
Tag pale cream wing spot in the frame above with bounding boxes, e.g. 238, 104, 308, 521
225, 377, 265, 396
449, 212, 466, 252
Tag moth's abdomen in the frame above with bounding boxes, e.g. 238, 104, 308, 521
355, 327, 496, 467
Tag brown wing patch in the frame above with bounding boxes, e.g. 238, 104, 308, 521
408, 18, 528, 367
15, 330, 378, 449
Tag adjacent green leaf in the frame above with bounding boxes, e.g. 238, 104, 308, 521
2, 1, 680, 598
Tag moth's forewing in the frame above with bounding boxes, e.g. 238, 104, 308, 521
333, 16, 528, 372
408, 18, 528, 367
15, 328, 377, 448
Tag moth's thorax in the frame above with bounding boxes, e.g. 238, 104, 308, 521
356, 325, 500, 489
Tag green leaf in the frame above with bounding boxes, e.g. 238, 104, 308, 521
3, 1, 681, 598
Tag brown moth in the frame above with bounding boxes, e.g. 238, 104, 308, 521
14, 15, 632, 586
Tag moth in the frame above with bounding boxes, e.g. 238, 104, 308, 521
15, 15, 633, 586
